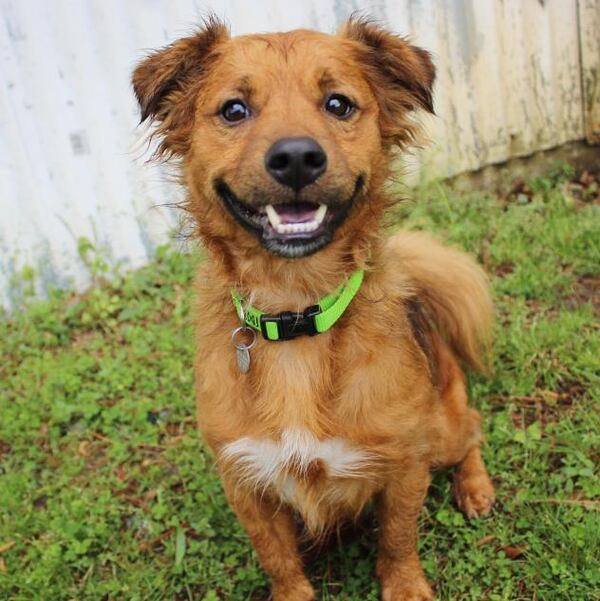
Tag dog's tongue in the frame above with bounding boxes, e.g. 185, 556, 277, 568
273, 202, 319, 223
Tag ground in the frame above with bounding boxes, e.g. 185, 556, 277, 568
1, 163, 599, 601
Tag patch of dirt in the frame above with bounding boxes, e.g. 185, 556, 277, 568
504, 169, 600, 208
504, 178, 534, 205
0, 439, 11, 458
71, 330, 99, 348
564, 275, 600, 316
516, 273, 599, 318
494, 261, 515, 278
81, 440, 109, 472
524, 297, 550, 315
32, 495, 48, 510
516, 579, 533, 598
493, 377, 587, 429
561, 170, 600, 208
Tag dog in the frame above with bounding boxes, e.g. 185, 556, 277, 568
133, 16, 496, 600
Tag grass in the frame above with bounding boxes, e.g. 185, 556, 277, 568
1, 163, 599, 600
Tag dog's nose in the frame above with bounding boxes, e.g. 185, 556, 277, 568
265, 137, 327, 192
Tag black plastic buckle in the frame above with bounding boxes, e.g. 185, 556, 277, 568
260, 305, 321, 341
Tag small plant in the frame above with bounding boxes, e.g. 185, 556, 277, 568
77, 236, 117, 286
7, 264, 37, 304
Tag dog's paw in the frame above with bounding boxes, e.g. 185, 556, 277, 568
381, 575, 434, 601
378, 559, 434, 601
454, 471, 496, 519
272, 578, 315, 601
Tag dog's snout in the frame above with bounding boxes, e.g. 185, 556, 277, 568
265, 137, 327, 192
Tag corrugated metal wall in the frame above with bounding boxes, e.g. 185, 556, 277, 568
1, 0, 598, 307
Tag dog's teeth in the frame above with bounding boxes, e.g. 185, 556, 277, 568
265, 205, 324, 235
265, 204, 281, 228
315, 204, 327, 224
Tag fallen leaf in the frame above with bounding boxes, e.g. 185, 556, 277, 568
115, 465, 127, 481
476, 535, 495, 547
166, 434, 186, 445
0, 541, 15, 554
143, 489, 158, 503
90, 431, 111, 443
502, 545, 526, 559
77, 441, 90, 457
0, 557, 5, 573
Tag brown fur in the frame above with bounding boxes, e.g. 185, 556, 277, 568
133, 16, 495, 600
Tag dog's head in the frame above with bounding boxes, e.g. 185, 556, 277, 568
133, 17, 434, 260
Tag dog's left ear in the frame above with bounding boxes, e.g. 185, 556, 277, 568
339, 17, 436, 148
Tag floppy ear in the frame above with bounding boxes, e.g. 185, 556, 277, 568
132, 16, 229, 157
339, 17, 436, 148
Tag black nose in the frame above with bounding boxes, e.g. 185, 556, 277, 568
265, 137, 327, 192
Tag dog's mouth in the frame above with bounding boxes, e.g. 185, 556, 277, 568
215, 178, 363, 258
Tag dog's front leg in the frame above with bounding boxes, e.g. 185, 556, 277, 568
376, 465, 434, 601
222, 477, 314, 601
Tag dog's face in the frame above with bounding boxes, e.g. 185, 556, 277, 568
133, 18, 435, 259
194, 30, 377, 259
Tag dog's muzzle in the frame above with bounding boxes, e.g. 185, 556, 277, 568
215, 176, 364, 259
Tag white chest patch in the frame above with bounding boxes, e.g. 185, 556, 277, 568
221, 429, 372, 492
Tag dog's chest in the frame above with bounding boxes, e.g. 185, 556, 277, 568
222, 429, 371, 484
221, 428, 375, 515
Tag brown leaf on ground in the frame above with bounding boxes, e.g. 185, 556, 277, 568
517, 580, 530, 597
502, 545, 526, 559
476, 535, 495, 547
0, 541, 15, 554
115, 465, 128, 481
90, 431, 111, 443
0, 439, 11, 458
494, 262, 515, 278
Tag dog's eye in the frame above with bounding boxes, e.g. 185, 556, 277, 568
324, 94, 354, 119
221, 99, 250, 123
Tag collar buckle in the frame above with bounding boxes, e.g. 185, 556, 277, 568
260, 304, 321, 341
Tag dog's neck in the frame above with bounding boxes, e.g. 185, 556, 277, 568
197, 184, 392, 312
208, 229, 378, 314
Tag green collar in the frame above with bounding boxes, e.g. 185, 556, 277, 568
231, 269, 364, 341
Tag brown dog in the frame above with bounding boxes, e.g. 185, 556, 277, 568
133, 16, 495, 600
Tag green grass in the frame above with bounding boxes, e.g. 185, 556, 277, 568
1, 164, 599, 600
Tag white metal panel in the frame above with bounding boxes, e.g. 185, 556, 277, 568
0, 0, 595, 307
578, 0, 600, 143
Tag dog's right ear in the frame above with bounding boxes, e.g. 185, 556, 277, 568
132, 16, 229, 157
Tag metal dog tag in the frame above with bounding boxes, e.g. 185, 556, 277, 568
236, 346, 251, 374
231, 326, 257, 375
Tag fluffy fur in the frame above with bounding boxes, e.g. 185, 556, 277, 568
133, 16, 495, 600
